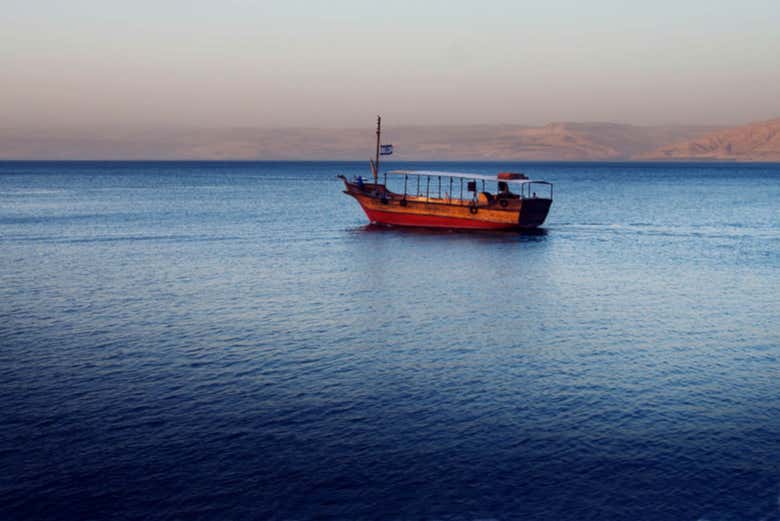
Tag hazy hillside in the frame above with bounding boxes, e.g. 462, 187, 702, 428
382, 123, 719, 161
0, 123, 724, 161
638, 118, 780, 161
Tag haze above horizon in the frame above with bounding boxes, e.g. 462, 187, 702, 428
2, 0, 780, 131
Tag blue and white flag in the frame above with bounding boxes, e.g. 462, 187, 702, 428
380, 144, 394, 155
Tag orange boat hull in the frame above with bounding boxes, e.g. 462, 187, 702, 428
341, 179, 551, 230
362, 207, 522, 229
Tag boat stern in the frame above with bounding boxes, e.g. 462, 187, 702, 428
518, 197, 552, 228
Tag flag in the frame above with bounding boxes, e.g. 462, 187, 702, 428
380, 144, 393, 155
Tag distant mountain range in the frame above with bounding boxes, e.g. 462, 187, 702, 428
2, 118, 779, 161
636, 118, 780, 161
379, 123, 722, 161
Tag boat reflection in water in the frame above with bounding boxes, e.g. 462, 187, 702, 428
338, 117, 553, 231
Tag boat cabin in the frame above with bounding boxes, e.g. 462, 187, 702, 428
379, 170, 553, 208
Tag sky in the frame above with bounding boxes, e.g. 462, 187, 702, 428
2, 0, 780, 130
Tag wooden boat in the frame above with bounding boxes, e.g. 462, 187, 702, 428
339, 117, 553, 230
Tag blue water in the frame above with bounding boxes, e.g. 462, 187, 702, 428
1, 160, 779, 521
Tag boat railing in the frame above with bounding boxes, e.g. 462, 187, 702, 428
344, 171, 552, 204
380, 172, 552, 204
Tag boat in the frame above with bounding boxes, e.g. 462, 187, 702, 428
338, 116, 553, 230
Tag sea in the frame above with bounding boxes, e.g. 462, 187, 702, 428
1, 160, 779, 521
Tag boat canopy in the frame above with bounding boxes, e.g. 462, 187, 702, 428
386, 170, 551, 185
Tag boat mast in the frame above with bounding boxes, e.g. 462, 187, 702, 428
374, 115, 381, 184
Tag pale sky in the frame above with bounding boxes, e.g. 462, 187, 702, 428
2, 0, 779, 129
